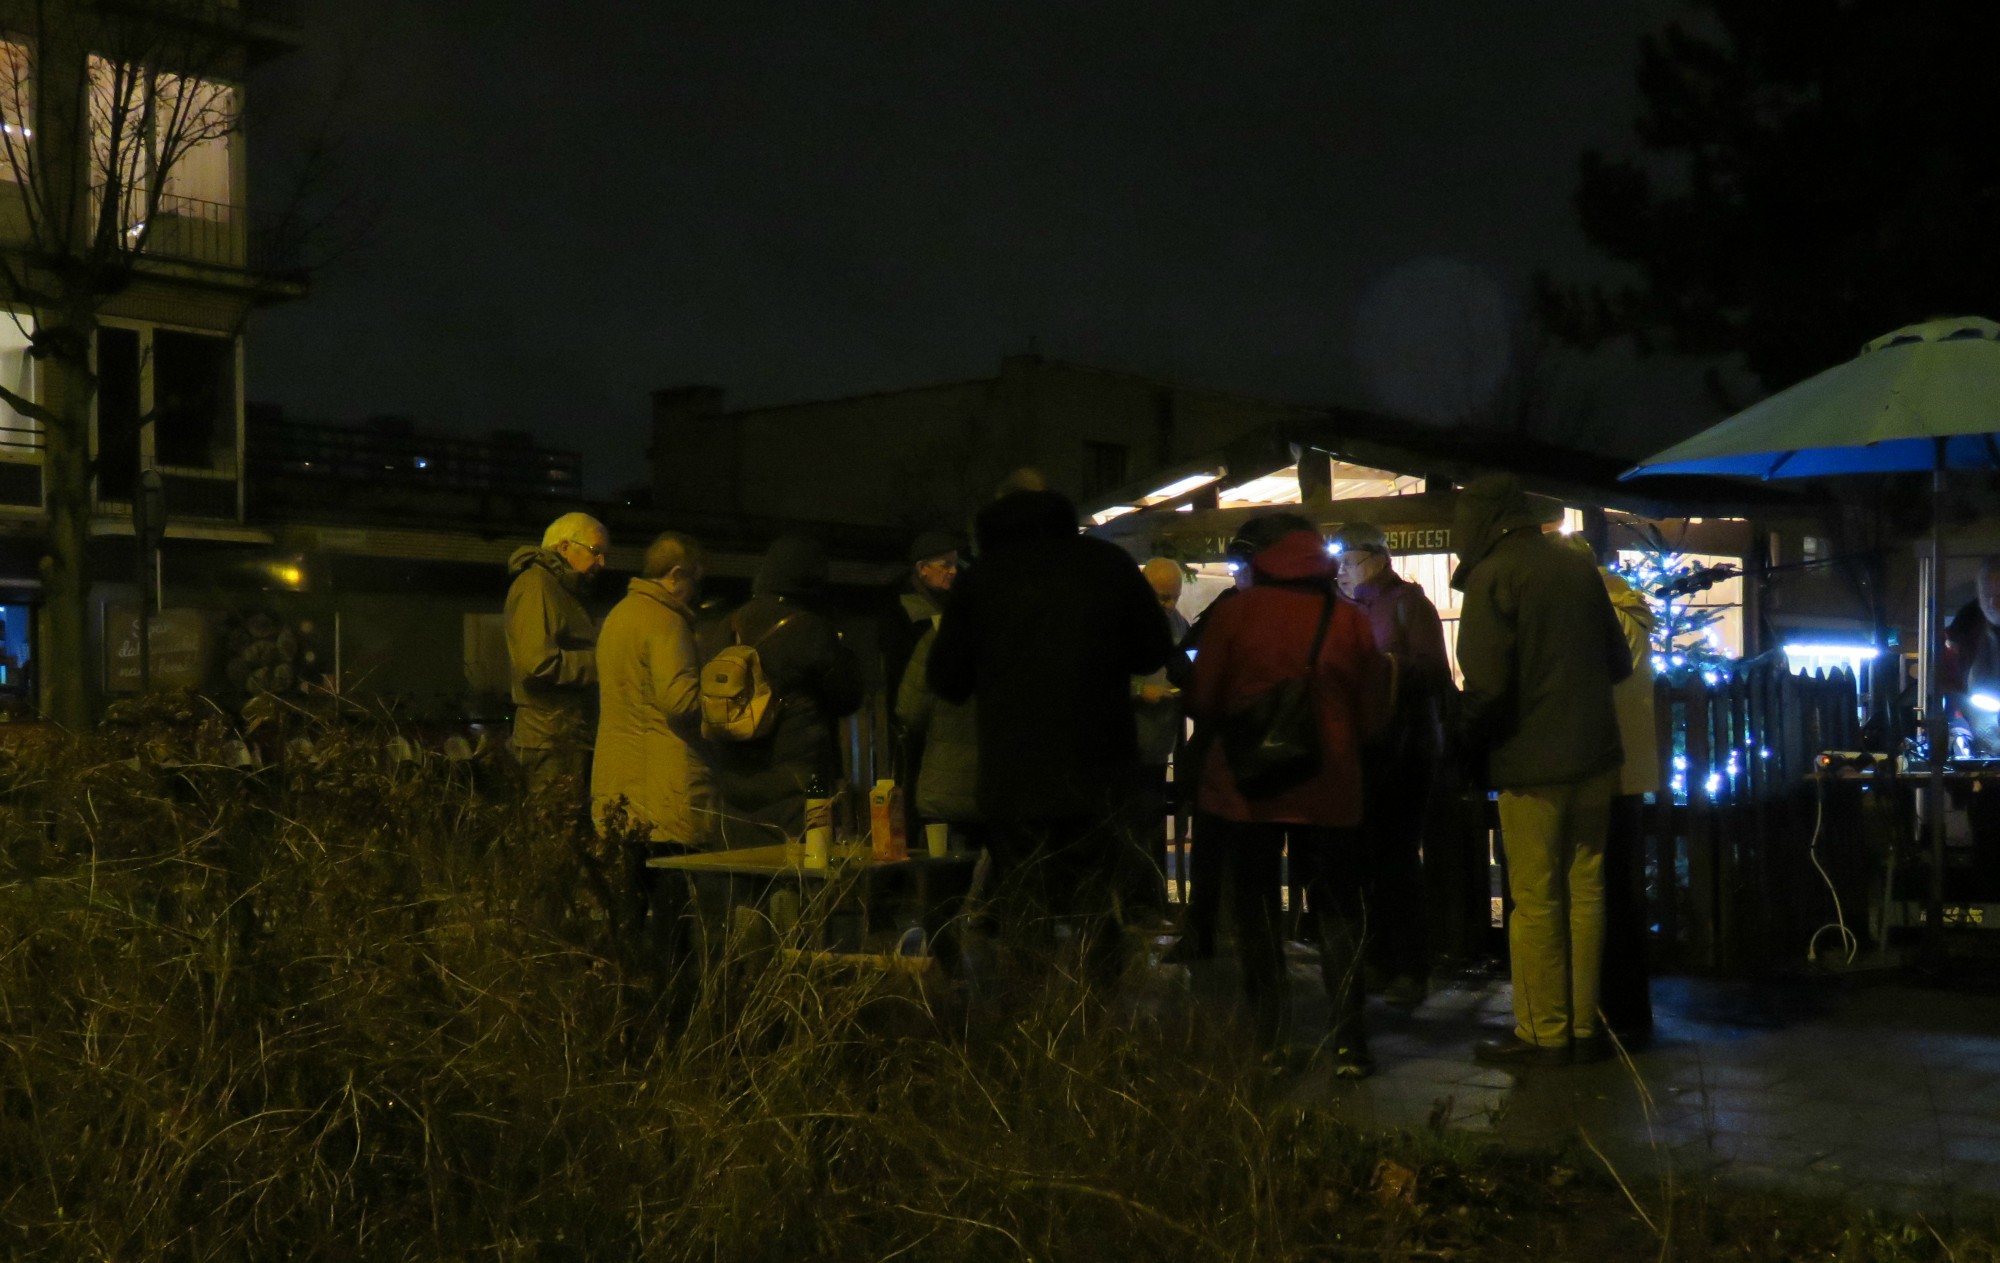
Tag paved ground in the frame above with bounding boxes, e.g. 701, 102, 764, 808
1175, 947, 2000, 1216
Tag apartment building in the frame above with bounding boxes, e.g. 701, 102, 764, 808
0, 0, 305, 713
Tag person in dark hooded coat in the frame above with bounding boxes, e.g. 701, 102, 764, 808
710, 536, 865, 844
1450, 474, 1631, 1067
928, 485, 1172, 969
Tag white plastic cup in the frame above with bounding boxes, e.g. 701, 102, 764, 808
924, 822, 950, 859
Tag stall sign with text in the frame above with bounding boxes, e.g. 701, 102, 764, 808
107, 608, 212, 692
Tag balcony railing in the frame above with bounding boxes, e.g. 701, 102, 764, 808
248, 418, 584, 501
0, 429, 246, 519
132, 192, 243, 268
92, 189, 306, 277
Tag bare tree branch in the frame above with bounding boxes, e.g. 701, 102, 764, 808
0, 376, 55, 428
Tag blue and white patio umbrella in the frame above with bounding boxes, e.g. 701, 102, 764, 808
1625, 315, 2000, 963
1627, 316, 2000, 479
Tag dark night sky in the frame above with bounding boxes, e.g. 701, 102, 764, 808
247, 1, 1711, 494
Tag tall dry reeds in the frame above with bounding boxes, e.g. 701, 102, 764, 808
0, 714, 1329, 1260
1, 709, 1995, 1261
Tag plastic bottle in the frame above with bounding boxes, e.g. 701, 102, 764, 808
828, 783, 861, 867
802, 772, 833, 869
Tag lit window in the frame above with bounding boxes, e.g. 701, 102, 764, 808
89, 57, 237, 223
0, 315, 35, 440
0, 41, 29, 184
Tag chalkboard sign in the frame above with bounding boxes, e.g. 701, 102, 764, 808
107, 607, 213, 692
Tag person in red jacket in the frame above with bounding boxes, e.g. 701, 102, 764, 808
1187, 523, 1392, 1075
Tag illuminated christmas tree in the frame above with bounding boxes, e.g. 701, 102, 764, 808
1611, 529, 1739, 681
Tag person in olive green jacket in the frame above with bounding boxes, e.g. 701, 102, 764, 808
895, 618, 979, 829
1451, 476, 1631, 1067
507, 512, 607, 792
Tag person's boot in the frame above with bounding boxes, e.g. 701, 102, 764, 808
1318, 918, 1372, 1078
1473, 1032, 1572, 1067
1327, 1027, 1376, 1079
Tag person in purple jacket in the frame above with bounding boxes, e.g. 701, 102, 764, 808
1331, 521, 1452, 1007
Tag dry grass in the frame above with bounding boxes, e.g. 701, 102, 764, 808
0, 708, 1994, 1261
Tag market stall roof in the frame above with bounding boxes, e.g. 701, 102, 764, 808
1080, 406, 1818, 529
1089, 490, 1519, 561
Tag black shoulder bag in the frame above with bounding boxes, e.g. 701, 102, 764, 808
1220, 591, 1335, 800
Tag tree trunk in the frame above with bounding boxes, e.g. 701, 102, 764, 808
26, 18, 97, 730
38, 348, 95, 728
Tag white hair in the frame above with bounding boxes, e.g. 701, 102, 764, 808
542, 512, 607, 550
1142, 557, 1184, 589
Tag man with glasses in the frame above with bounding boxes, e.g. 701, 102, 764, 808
881, 532, 962, 700
1332, 521, 1451, 1008
881, 531, 963, 836
507, 512, 609, 794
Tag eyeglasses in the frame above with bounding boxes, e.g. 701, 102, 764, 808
567, 539, 606, 559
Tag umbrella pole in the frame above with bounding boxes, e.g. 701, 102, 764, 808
1926, 438, 1947, 966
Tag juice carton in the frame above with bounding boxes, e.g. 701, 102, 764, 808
868, 779, 907, 861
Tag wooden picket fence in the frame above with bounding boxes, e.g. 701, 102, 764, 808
855, 646, 1883, 976
1644, 660, 1868, 972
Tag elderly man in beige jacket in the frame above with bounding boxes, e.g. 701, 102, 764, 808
592, 533, 715, 950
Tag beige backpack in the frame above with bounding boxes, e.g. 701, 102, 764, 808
700, 612, 794, 742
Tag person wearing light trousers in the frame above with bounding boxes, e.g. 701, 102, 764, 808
1451, 476, 1632, 1067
